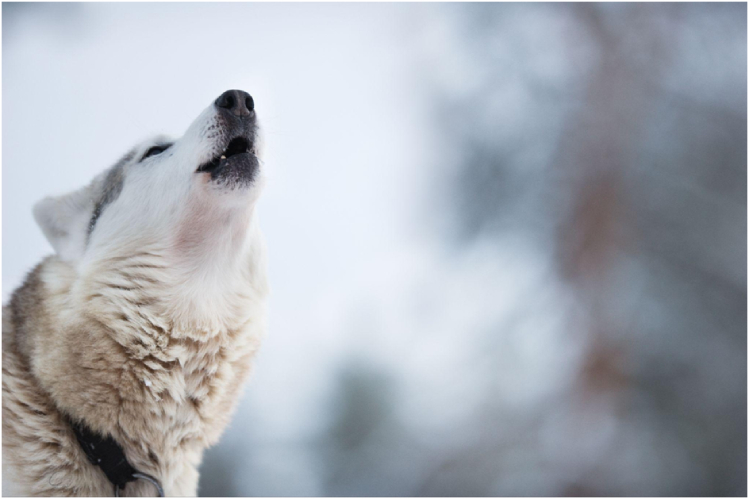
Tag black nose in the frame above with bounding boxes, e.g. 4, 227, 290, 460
215, 90, 254, 117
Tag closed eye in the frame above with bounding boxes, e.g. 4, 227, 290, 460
140, 144, 172, 162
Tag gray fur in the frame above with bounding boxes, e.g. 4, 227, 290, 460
87, 150, 134, 237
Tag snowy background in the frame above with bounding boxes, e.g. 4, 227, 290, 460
3, 3, 746, 496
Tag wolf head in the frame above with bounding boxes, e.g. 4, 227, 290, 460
32, 90, 267, 333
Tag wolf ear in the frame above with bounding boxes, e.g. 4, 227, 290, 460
33, 185, 95, 262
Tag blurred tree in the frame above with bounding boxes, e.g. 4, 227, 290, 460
423, 2, 746, 495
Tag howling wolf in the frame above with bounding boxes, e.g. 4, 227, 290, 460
3, 90, 268, 496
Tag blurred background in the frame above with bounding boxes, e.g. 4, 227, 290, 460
3, 2, 746, 496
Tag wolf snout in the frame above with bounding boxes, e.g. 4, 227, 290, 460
215, 89, 254, 118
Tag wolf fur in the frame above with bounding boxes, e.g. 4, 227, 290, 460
3, 91, 268, 496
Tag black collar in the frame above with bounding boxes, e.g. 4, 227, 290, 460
68, 418, 164, 497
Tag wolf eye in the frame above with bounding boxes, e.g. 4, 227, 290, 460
141, 144, 171, 161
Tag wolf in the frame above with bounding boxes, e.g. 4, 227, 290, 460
2, 90, 268, 496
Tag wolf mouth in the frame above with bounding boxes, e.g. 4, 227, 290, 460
196, 137, 252, 174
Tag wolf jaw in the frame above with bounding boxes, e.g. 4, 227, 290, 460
196, 136, 260, 188
197, 136, 252, 173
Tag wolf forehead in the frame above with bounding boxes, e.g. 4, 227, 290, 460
86, 137, 175, 236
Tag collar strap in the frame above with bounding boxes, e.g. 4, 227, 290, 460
69, 418, 164, 497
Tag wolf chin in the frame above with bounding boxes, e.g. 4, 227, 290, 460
2, 90, 268, 496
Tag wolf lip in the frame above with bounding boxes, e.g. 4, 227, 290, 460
197, 137, 252, 173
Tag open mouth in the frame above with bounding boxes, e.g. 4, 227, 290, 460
196, 137, 252, 174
